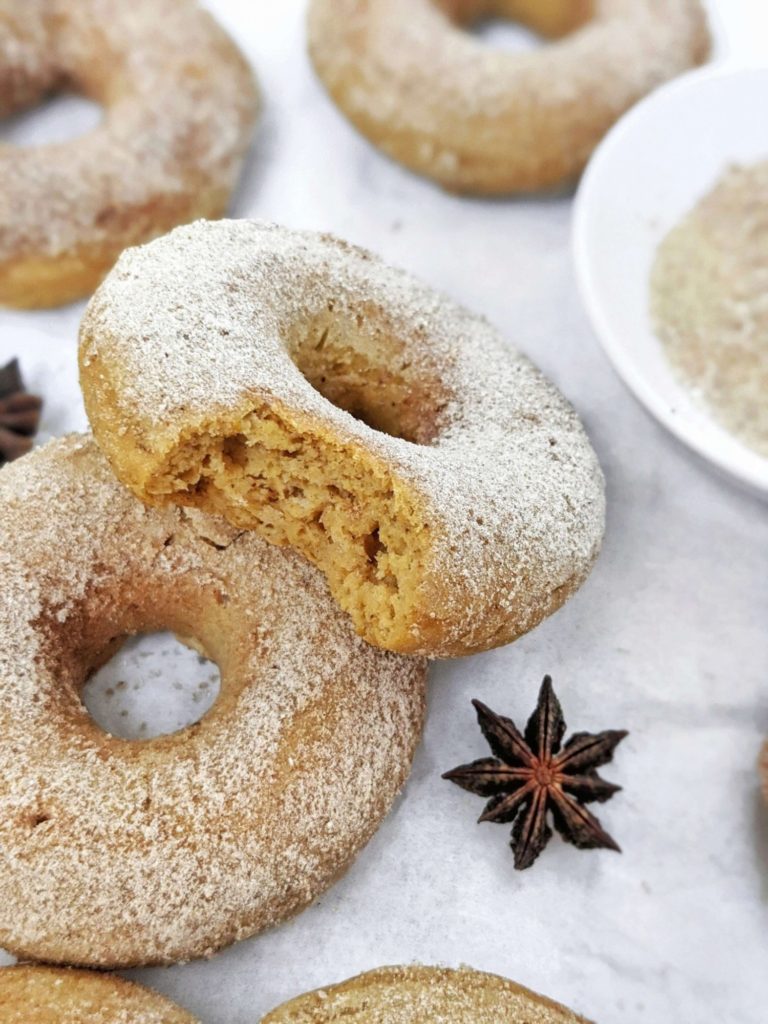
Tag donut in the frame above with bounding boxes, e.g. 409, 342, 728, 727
0, 966, 195, 1024
0, 435, 426, 967
79, 219, 605, 658
0, 0, 258, 309
261, 965, 590, 1023
307, 0, 711, 194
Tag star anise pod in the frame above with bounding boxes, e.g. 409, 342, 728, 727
443, 676, 627, 870
0, 359, 42, 465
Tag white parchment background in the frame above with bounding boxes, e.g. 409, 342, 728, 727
0, 2, 767, 1022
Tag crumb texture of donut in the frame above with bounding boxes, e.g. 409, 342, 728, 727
0, 0, 259, 308
307, 0, 711, 193
0, 436, 426, 967
0, 965, 197, 1023
261, 965, 592, 1023
79, 220, 605, 658
153, 404, 434, 655
132, 280, 448, 655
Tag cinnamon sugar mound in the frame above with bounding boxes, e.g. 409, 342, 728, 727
651, 161, 768, 457
0, 436, 426, 968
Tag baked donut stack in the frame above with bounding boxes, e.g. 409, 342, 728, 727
0, 0, 717, 1019
0, 219, 604, 971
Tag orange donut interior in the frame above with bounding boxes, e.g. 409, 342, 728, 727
438, 0, 594, 40
150, 310, 449, 655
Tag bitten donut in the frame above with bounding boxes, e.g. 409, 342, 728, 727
0, 436, 426, 967
261, 965, 591, 1023
0, 0, 258, 309
80, 220, 605, 658
307, 0, 710, 194
0, 966, 196, 1024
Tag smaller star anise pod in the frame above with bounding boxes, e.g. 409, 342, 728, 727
443, 676, 627, 870
0, 359, 42, 466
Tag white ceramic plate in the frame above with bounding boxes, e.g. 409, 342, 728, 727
573, 64, 768, 495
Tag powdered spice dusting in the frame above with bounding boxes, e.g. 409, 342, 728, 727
80, 219, 605, 656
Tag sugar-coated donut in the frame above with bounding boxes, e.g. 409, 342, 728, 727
0, 966, 196, 1024
80, 220, 605, 658
0, 0, 258, 309
0, 436, 426, 967
261, 965, 591, 1023
307, 0, 710, 194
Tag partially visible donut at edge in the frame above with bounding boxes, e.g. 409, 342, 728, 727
79, 219, 605, 659
0, 0, 259, 309
260, 964, 592, 1023
0, 966, 196, 1024
307, 0, 711, 194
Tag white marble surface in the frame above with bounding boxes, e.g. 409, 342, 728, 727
1, 2, 767, 1022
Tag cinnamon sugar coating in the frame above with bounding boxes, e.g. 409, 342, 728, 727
307, 0, 710, 194
0, 436, 426, 967
261, 965, 592, 1023
651, 161, 768, 457
0, 966, 196, 1024
0, 0, 259, 308
80, 220, 605, 657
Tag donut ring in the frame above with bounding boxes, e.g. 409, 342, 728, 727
0, 966, 196, 1024
0, 0, 258, 309
80, 220, 605, 658
0, 436, 426, 967
307, 0, 710, 194
262, 965, 590, 1023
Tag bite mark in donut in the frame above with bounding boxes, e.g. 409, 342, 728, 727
152, 359, 445, 657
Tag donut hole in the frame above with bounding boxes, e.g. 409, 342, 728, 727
469, 18, 542, 52
288, 310, 449, 446
82, 631, 220, 741
0, 91, 102, 146
440, 0, 594, 42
